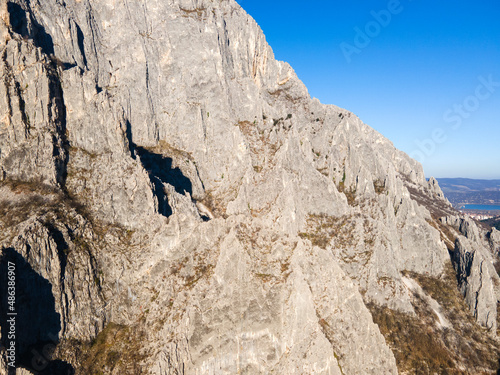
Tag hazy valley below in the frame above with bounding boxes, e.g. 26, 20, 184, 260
437, 178, 500, 216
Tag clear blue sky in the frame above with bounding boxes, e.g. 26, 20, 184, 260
240, 0, 500, 179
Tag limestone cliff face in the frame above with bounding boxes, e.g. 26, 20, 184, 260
0, 0, 499, 374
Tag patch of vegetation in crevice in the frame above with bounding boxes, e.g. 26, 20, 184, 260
179, 6, 207, 20
337, 177, 357, 206
199, 190, 227, 219
63, 322, 148, 375
367, 302, 455, 374
235, 223, 294, 285
299, 214, 357, 250
0, 179, 89, 228
369, 265, 500, 374
0, 178, 138, 247
405, 182, 457, 219
373, 179, 386, 195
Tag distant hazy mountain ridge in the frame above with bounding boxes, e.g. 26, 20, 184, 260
437, 178, 500, 206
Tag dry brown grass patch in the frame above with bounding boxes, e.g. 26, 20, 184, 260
70, 322, 147, 375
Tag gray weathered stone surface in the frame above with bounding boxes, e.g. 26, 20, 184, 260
0, 0, 499, 373
440, 215, 500, 332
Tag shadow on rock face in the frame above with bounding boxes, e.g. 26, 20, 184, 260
135, 146, 193, 196
124, 121, 195, 218
34, 359, 75, 375
136, 145, 196, 218
0, 248, 74, 374
7, 2, 29, 38
7, 2, 54, 56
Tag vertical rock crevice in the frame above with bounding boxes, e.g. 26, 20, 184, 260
1, 3, 70, 189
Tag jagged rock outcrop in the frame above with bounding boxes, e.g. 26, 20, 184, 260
439, 216, 500, 332
0, 0, 499, 374
490, 228, 500, 256
0, 182, 105, 374
0, 17, 67, 186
